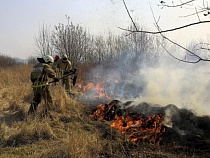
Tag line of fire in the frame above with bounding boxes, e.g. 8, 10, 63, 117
75, 81, 210, 149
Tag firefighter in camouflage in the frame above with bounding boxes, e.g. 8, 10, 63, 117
52, 55, 61, 78
57, 54, 72, 93
28, 55, 59, 116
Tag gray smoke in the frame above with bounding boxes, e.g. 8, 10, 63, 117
83, 51, 210, 148
81, 52, 210, 116
134, 57, 210, 116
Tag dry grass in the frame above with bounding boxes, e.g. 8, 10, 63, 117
0, 65, 208, 158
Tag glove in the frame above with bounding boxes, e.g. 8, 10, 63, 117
53, 77, 59, 83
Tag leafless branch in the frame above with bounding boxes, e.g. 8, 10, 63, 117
150, 4, 202, 63
121, 0, 210, 63
166, 0, 210, 18
119, 20, 210, 34
180, 8, 210, 17
195, 7, 201, 21
122, 0, 138, 31
158, 0, 195, 8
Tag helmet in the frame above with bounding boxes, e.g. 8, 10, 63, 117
43, 55, 54, 63
62, 54, 68, 59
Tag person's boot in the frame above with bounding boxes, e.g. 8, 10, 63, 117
28, 102, 37, 115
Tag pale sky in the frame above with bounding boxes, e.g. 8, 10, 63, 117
0, 0, 210, 59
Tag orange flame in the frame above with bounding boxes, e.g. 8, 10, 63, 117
89, 104, 106, 121
83, 83, 94, 91
81, 82, 114, 101
90, 102, 166, 145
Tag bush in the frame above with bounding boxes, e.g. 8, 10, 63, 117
0, 54, 24, 67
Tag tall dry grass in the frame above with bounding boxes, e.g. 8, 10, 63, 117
0, 65, 205, 158
0, 64, 106, 158
0, 65, 32, 111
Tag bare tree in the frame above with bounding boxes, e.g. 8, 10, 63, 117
120, 0, 210, 63
27, 56, 38, 65
51, 16, 93, 67
35, 24, 54, 56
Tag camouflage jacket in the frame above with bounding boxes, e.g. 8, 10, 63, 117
30, 63, 56, 84
52, 60, 59, 72
57, 59, 72, 73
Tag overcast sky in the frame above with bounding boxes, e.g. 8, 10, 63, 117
0, 0, 209, 59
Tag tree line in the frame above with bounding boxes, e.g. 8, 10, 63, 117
0, 17, 166, 81
35, 17, 164, 73
0, 17, 167, 83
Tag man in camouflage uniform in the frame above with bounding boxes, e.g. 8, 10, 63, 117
28, 55, 59, 115
57, 54, 72, 93
52, 55, 61, 82
52, 55, 60, 69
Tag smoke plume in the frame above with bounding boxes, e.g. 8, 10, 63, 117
135, 57, 210, 116
82, 53, 210, 116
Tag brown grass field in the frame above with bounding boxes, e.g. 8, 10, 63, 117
0, 65, 209, 158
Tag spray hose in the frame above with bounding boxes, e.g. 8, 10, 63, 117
31, 83, 49, 88
31, 68, 77, 88
49, 68, 77, 83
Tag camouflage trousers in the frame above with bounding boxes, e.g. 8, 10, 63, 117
28, 86, 53, 115
62, 76, 70, 91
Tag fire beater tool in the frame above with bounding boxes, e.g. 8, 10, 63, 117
49, 68, 78, 86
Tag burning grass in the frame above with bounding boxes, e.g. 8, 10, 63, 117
0, 66, 210, 158
89, 100, 166, 145
89, 99, 210, 154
